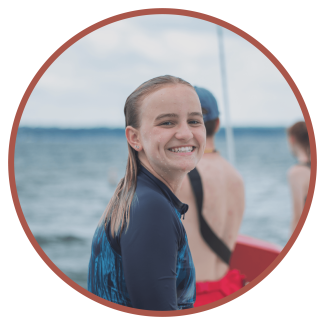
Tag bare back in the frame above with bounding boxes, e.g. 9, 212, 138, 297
178, 152, 245, 282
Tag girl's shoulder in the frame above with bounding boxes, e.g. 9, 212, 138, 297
287, 164, 310, 189
287, 164, 310, 179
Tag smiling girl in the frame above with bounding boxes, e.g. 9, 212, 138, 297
88, 75, 206, 310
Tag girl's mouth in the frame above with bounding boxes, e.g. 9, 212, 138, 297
168, 146, 195, 153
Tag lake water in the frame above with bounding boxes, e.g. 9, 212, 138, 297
14, 127, 296, 289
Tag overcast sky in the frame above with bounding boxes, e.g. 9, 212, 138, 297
20, 14, 304, 128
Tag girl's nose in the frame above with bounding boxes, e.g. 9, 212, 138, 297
175, 122, 193, 141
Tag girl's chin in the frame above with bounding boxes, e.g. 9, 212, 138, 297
168, 162, 197, 173
151, 156, 199, 174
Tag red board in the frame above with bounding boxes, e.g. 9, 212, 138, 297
230, 234, 282, 282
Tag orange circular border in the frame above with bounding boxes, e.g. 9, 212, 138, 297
8, 8, 317, 317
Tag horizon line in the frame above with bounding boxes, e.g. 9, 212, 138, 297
18, 125, 290, 130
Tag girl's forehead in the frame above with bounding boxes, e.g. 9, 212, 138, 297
139, 85, 200, 116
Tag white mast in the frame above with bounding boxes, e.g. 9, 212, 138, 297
217, 25, 236, 166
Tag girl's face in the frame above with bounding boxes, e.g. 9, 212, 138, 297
136, 84, 206, 176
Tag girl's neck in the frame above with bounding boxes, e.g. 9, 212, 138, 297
297, 152, 310, 164
294, 145, 310, 164
139, 160, 186, 194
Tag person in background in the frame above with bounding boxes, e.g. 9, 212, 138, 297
287, 121, 311, 234
178, 86, 245, 307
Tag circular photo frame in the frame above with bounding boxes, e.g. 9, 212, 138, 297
8, 8, 317, 317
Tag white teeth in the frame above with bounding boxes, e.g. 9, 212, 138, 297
171, 146, 193, 152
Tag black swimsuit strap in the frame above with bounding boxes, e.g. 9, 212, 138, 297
188, 167, 232, 265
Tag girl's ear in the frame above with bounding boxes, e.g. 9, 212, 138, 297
125, 126, 142, 151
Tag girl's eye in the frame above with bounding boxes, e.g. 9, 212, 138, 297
160, 121, 173, 126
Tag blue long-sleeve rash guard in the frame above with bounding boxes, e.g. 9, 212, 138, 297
88, 165, 196, 310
